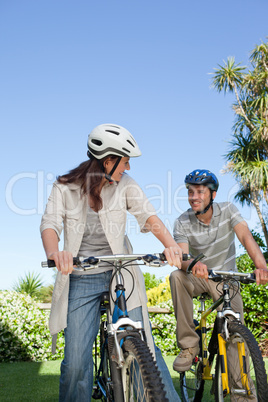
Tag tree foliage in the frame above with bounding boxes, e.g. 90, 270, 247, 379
211, 39, 268, 246
143, 272, 162, 291
13, 272, 43, 298
13, 271, 54, 302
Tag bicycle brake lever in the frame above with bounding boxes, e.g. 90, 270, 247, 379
186, 253, 206, 274
240, 273, 256, 284
79, 256, 99, 271
208, 270, 222, 281
144, 254, 167, 267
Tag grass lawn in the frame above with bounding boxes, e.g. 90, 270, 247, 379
0, 358, 267, 401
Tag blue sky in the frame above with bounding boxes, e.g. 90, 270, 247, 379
1, 0, 267, 290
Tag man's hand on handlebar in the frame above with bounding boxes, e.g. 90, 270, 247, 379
48, 250, 74, 275
253, 267, 268, 286
192, 260, 209, 281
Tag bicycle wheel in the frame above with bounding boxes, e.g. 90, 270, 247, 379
93, 322, 115, 402
179, 319, 204, 402
120, 336, 168, 402
179, 358, 204, 402
215, 322, 268, 402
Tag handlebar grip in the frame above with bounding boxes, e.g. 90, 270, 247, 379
183, 253, 192, 261
42, 259, 56, 268
158, 253, 166, 261
41, 257, 80, 268
158, 253, 192, 261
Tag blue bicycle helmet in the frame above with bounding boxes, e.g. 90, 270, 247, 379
185, 169, 219, 215
185, 169, 219, 191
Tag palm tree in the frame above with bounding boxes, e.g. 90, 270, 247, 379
211, 57, 254, 130
224, 133, 268, 246
13, 272, 43, 298
211, 40, 268, 244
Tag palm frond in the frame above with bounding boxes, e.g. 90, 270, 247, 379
211, 57, 246, 93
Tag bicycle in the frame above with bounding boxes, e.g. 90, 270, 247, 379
42, 252, 190, 401
179, 253, 268, 402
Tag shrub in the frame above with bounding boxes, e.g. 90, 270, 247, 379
150, 299, 179, 356
147, 276, 171, 306
236, 253, 268, 340
149, 296, 216, 355
0, 291, 64, 362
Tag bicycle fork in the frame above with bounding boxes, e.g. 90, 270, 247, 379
217, 310, 251, 397
107, 264, 144, 368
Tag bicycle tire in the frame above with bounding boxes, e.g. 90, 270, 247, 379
215, 322, 268, 402
120, 336, 168, 402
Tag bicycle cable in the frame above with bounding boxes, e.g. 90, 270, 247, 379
216, 278, 240, 303
108, 259, 137, 305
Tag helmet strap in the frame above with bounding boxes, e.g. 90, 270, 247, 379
87, 151, 122, 184
195, 190, 214, 216
105, 156, 122, 184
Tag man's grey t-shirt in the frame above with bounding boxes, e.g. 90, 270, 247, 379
173, 202, 244, 271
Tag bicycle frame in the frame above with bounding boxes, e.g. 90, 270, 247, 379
106, 258, 146, 368
194, 281, 252, 398
86, 252, 173, 401
193, 294, 223, 381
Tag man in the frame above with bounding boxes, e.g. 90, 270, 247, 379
170, 169, 268, 373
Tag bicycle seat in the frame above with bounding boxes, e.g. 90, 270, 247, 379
100, 292, 110, 304
100, 292, 110, 315
198, 292, 211, 300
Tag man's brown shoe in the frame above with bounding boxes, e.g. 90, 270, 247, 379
173, 345, 199, 372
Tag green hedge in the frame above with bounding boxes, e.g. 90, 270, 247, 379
150, 298, 216, 356
0, 291, 64, 362
236, 253, 268, 340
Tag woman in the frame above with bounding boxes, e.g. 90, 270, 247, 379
40, 123, 182, 401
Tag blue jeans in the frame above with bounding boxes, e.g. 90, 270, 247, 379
59, 272, 180, 401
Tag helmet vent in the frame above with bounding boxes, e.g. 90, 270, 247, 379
108, 125, 120, 129
106, 129, 120, 136
127, 139, 134, 148
92, 139, 102, 146
91, 138, 102, 146
122, 147, 130, 154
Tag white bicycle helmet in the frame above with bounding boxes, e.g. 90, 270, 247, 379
87, 124, 141, 159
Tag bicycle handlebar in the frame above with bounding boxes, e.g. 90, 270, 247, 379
185, 253, 256, 283
208, 269, 256, 283
41, 253, 192, 270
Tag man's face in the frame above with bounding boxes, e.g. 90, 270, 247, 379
187, 184, 214, 213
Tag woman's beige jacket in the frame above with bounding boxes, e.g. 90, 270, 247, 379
40, 173, 156, 355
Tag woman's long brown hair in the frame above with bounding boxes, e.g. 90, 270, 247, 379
57, 156, 117, 211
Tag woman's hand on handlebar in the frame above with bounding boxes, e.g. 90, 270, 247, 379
48, 251, 74, 275
163, 246, 183, 269
192, 260, 209, 281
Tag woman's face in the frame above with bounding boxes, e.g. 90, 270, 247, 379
105, 156, 130, 181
